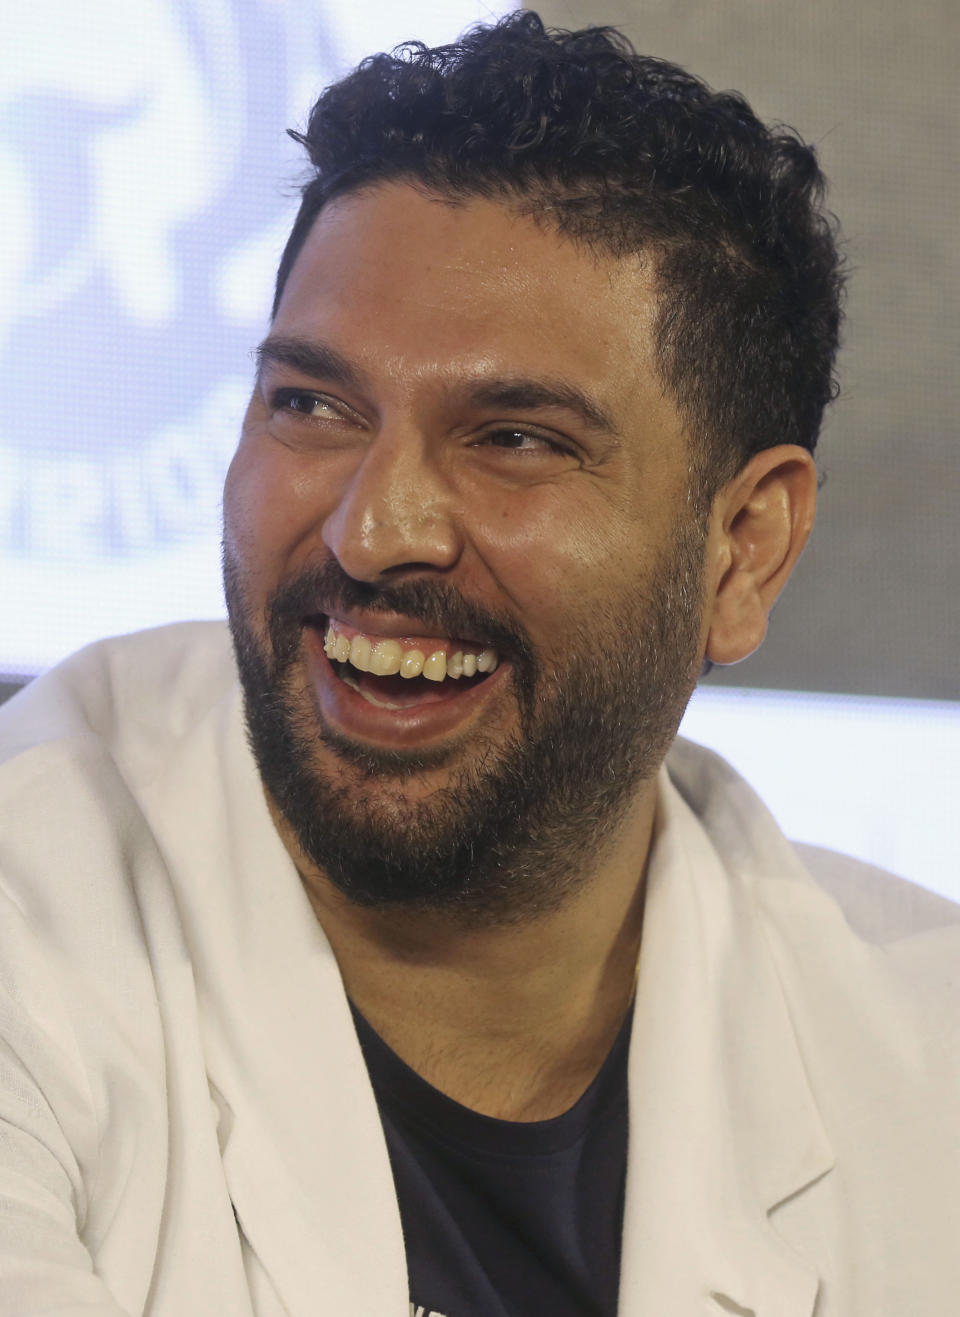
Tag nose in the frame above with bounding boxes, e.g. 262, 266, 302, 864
320, 431, 463, 582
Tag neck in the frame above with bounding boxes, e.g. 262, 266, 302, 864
279, 783, 658, 1120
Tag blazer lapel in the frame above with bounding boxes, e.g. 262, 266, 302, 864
619, 771, 834, 1317
149, 687, 409, 1316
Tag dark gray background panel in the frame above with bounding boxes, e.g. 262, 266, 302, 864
534, 0, 959, 698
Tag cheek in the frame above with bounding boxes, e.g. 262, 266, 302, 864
223, 440, 307, 611
223, 434, 334, 587
223, 443, 272, 568
473, 488, 641, 612
222, 443, 253, 545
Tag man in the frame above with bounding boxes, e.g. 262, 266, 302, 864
0, 11, 957, 1316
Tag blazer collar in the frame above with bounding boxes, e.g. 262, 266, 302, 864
619, 764, 834, 1317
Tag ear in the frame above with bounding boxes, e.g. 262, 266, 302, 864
703, 444, 818, 666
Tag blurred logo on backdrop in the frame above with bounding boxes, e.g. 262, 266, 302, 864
0, 0, 337, 564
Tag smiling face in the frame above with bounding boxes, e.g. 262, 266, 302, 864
223, 182, 710, 920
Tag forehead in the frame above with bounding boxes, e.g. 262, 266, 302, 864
273, 182, 667, 417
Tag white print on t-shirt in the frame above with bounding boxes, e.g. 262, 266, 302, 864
410, 1304, 448, 1317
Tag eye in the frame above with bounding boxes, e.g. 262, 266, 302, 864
262, 384, 366, 453
476, 427, 573, 457
270, 387, 341, 419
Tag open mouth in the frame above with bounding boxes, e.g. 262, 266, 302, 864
311, 616, 502, 712
334, 663, 491, 710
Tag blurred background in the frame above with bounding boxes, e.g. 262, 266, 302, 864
1, 1, 957, 896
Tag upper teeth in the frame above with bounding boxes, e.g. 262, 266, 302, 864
323, 622, 498, 682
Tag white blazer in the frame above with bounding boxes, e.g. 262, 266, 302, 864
0, 623, 958, 1316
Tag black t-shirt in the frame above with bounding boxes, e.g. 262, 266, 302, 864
350, 1002, 631, 1317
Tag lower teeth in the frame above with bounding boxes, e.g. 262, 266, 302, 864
340, 671, 402, 710
330, 646, 492, 713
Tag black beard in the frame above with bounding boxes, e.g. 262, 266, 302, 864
223, 530, 706, 927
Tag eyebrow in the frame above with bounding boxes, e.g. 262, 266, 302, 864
466, 379, 617, 435
256, 335, 370, 391
256, 334, 618, 436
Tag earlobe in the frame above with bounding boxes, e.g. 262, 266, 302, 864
704, 445, 818, 667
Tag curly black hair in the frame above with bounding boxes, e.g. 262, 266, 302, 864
274, 10, 844, 493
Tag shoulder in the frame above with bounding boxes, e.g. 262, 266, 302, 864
0, 621, 242, 949
666, 736, 960, 1123
791, 841, 960, 942
664, 733, 960, 950
0, 621, 237, 776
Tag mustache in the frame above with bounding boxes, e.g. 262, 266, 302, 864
265, 557, 534, 665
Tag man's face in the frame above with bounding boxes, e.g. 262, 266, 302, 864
223, 182, 709, 921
